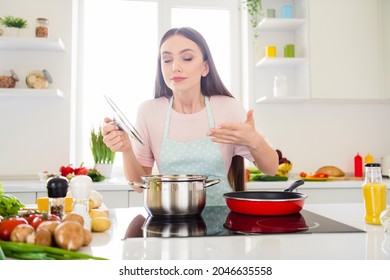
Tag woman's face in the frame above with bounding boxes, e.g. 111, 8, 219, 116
160, 35, 209, 95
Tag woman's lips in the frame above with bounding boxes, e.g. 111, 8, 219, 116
171, 76, 186, 82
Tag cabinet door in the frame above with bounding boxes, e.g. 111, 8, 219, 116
6, 192, 37, 205
309, 0, 383, 99
98, 191, 129, 209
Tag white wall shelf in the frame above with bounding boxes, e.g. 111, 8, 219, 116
0, 88, 63, 98
257, 18, 306, 31
0, 37, 65, 51
256, 57, 307, 67
254, 0, 310, 102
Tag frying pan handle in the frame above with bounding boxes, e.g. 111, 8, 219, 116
204, 179, 220, 188
283, 180, 304, 192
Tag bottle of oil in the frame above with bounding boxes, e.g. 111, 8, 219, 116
362, 163, 387, 225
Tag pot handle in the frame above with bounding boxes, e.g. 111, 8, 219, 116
204, 179, 220, 188
128, 181, 149, 189
283, 180, 304, 192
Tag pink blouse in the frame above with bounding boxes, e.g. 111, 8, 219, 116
131, 95, 255, 173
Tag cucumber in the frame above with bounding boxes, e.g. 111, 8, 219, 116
251, 174, 288, 181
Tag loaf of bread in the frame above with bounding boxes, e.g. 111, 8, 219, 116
316, 166, 345, 177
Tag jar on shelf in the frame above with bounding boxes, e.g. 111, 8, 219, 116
35, 18, 49, 38
0, 70, 19, 88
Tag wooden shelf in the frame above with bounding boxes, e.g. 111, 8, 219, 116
0, 37, 65, 51
0, 88, 63, 98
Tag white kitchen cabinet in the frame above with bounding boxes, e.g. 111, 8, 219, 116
254, 0, 387, 103
129, 191, 144, 207
309, 0, 383, 100
6, 192, 37, 204
254, 0, 309, 103
98, 190, 129, 209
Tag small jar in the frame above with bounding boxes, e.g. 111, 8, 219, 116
47, 176, 69, 219
35, 18, 49, 38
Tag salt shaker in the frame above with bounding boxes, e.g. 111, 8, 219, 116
47, 176, 69, 219
70, 175, 92, 230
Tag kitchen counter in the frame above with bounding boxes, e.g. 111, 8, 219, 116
81, 203, 390, 260
3, 178, 389, 206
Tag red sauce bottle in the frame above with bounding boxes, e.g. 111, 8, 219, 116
354, 153, 363, 177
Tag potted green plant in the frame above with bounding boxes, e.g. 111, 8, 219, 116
243, 0, 262, 38
90, 126, 116, 178
0, 15, 28, 36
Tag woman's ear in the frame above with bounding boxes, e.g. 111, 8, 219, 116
202, 61, 209, 77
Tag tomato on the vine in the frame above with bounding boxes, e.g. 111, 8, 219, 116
0, 217, 28, 241
24, 213, 61, 230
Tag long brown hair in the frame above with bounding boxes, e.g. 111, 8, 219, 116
154, 27, 245, 191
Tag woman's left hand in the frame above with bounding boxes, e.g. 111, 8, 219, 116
208, 110, 259, 148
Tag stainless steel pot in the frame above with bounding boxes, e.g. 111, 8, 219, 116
128, 174, 220, 217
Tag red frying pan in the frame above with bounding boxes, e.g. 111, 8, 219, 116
223, 180, 307, 216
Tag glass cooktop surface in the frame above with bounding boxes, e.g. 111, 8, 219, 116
123, 206, 365, 239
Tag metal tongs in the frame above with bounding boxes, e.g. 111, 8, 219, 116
104, 95, 144, 145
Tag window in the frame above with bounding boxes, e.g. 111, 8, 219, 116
76, 0, 240, 178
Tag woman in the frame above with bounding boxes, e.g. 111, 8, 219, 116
102, 27, 278, 206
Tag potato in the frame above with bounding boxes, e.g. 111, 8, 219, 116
89, 209, 109, 219
35, 228, 52, 246
62, 213, 84, 226
37, 220, 60, 235
90, 190, 103, 208
54, 221, 85, 251
83, 229, 92, 246
91, 217, 111, 232
10, 224, 36, 244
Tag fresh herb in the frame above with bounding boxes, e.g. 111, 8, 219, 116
90, 127, 116, 164
0, 240, 107, 260
242, 0, 262, 38
0, 15, 28, 29
87, 169, 105, 182
0, 183, 25, 217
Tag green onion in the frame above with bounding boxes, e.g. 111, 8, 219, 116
0, 240, 107, 260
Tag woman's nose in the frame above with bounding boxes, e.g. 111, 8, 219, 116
172, 61, 182, 72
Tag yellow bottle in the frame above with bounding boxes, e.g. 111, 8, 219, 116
365, 153, 374, 164
362, 163, 387, 225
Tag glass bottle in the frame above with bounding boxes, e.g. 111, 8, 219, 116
362, 163, 387, 225
70, 175, 92, 230
35, 18, 49, 38
47, 176, 69, 219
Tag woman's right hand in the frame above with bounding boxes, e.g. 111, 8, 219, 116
101, 117, 132, 153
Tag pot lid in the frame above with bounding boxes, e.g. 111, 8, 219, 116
141, 174, 208, 182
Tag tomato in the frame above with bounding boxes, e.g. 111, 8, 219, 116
60, 165, 74, 176
25, 213, 61, 230
299, 172, 307, 178
310, 172, 329, 178
74, 167, 89, 175
0, 217, 28, 241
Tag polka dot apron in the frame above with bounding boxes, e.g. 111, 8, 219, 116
159, 97, 231, 206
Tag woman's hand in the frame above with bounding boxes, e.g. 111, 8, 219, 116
208, 110, 260, 148
208, 110, 279, 175
101, 117, 132, 153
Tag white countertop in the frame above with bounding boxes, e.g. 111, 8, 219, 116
3, 177, 389, 192
81, 203, 390, 260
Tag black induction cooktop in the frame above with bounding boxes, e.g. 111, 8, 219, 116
124, 206, 365, 239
